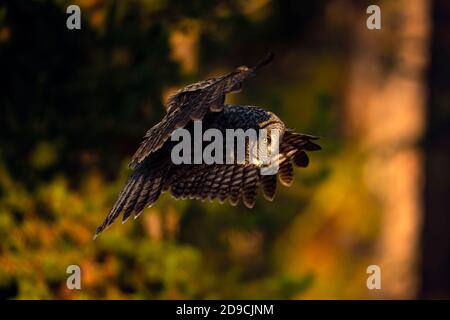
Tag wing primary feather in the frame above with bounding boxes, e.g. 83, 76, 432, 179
261, 174, 277, 201
242, 167, 260, 208
229, 166, 244, 206
133, 178, 153, 217
279, 160, 294, 187
293, 151, 309, 167
218, 165, 234, 203
94, 173, 139, 238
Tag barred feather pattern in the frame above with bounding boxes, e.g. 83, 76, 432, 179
129, 54, 274, 169
162, 106, 320, 209
94, 155, 169, 238
96, 102, 320, 237
96, 105, 320, 236
96, 52, 315, 236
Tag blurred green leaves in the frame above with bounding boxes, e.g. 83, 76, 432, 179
30, 142, 58, 170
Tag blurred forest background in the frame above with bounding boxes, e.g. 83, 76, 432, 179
1, 0, 449, 299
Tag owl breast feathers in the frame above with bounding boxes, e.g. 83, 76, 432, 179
95, 53, 320, 237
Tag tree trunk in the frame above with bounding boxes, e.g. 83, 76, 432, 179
345, 0, 430, 298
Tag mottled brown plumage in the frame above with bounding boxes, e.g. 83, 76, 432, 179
129, 52, 274, 168
95, 54, 321, 238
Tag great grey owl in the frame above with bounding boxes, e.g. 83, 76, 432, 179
95, 53, 321, 237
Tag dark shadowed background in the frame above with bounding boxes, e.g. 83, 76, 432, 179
0, 0, 449, 299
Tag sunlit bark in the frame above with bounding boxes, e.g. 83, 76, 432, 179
345, 0, 430, 298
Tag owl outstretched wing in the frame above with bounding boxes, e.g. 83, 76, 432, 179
166, 129, 320, 209
129, 53, 274, 168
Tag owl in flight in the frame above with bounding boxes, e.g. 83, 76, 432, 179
95, 53, 321, 237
